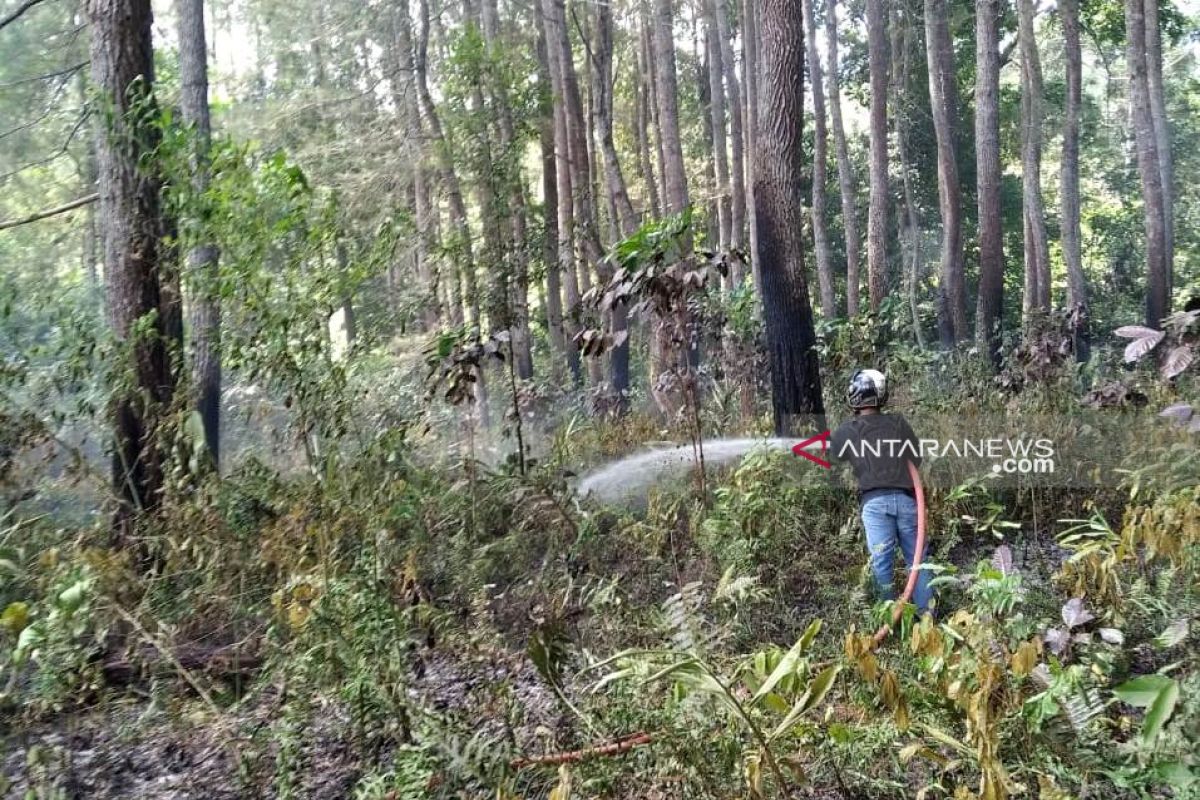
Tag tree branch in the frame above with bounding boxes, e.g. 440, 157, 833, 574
0, 59, 87, 90
0, 0, 51, 32
0, 192, 96, 231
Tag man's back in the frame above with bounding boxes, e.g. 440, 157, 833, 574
830, 413, 922, 500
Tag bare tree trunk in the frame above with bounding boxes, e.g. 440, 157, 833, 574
975, 0, 1005, 364
417, 0, 478, 328
89, 0, 176, 548
715, 0, 745, 253
480, 0, 532, 378
757, 0, 824, 434
536, 10, 568, 378
589, 0, 633, 397
892, 0, 924, 349
177, 0, 221, 467
802, 0, 835, 318
742, 0, 760, 291
642, 22, 669, 217
1018, 0, 1051, 319
1060, 0, 1089, 359
1125, 0, 1169, 327
865, 0, 889, 313
704, 0, 731, 248
635, 32, 662, 219
1143, 0, 1173, 301
826, 0, 859, 316
923, 0, 967, 344
652, 0, 690, 217
540, 0, 582, 383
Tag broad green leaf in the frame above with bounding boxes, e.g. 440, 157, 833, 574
769, 664, 840, 741
752, 620, 820, 703
1142, 678, 1179, 744
1114, 674, 1173, 707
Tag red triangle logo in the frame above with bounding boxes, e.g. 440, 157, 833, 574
792, 430, 832, 469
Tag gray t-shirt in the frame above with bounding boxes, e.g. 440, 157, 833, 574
830, 412, 922, 502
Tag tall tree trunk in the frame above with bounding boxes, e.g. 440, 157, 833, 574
89, 0, 176, 546
635, 31, 662, 219
697, 24, 719, 247
1018, 0, 1051, 319
535, 11, 568, 378
177, 0, 221, 468
826, 0, 860, 316
479, 0, 533, 378
893, 0, 925, 349
756, 0, 824, 434
589, 0, 634, 397
1124, 0, 1168, 327
1143, 0, 1173, 304
923, 0, 967, 344
865, 0, 889, 313
416, 0, 479, 327
642, 22, 670, 218
802, 0, 836, 319
652, 0, 690, 217
703, 0, 731, 248
715, 0, 745, 254
974, 0, 1005, 364
742, 0, 760, 290
1060, 0, 1089, 359
540, 0, 582, 383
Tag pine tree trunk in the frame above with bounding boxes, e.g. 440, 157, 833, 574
826, 0, 860, 317
974, 0, 1005, 364
756, 0, 824, 435
742, 0, 760, 291
642, 23, 670, 218
802, 0, 836, 319
923, 0, 967, 344
635, 32, 662, 219
1124, 0, 1169, 327
865, 0, 889, 313
1060, 0, 1089, 360
1018, 0, 1051, 319
89, 0, 177, 548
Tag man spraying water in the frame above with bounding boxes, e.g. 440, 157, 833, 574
830, 369, 933, 615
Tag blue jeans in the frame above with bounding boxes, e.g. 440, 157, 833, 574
861, 492, 933, 613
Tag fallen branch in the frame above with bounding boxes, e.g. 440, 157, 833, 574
0, 192, 97, 231
510, 731, 653, 770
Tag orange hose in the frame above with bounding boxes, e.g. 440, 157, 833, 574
870, 460, 926, 647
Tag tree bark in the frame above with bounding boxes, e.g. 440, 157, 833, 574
588, 0, 633, 397
540, 0, 582, 383
535, 10, 569, 378
652, 0, 690, 217
865, 0, 889, 313
642, 22, 670, 219
703, 0, 731, 248
923, 0, 967, 345
714, 0, 745, 253
826, 0, 860, 316
1018, 0, 1051, 319
1125, 0, 1168, 327
89, 0, 177, 546
892, 0, 924, 349
742, 0, 760, 291
1142, 0, 1173, 305
1060, 0, 1089, 359
176, 0, 221, 468
974, 0, 1005, 364
416, 0, 479, 327
756, 0, 824, 434
802, 0, 835, 319
634, 30, 661, 219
